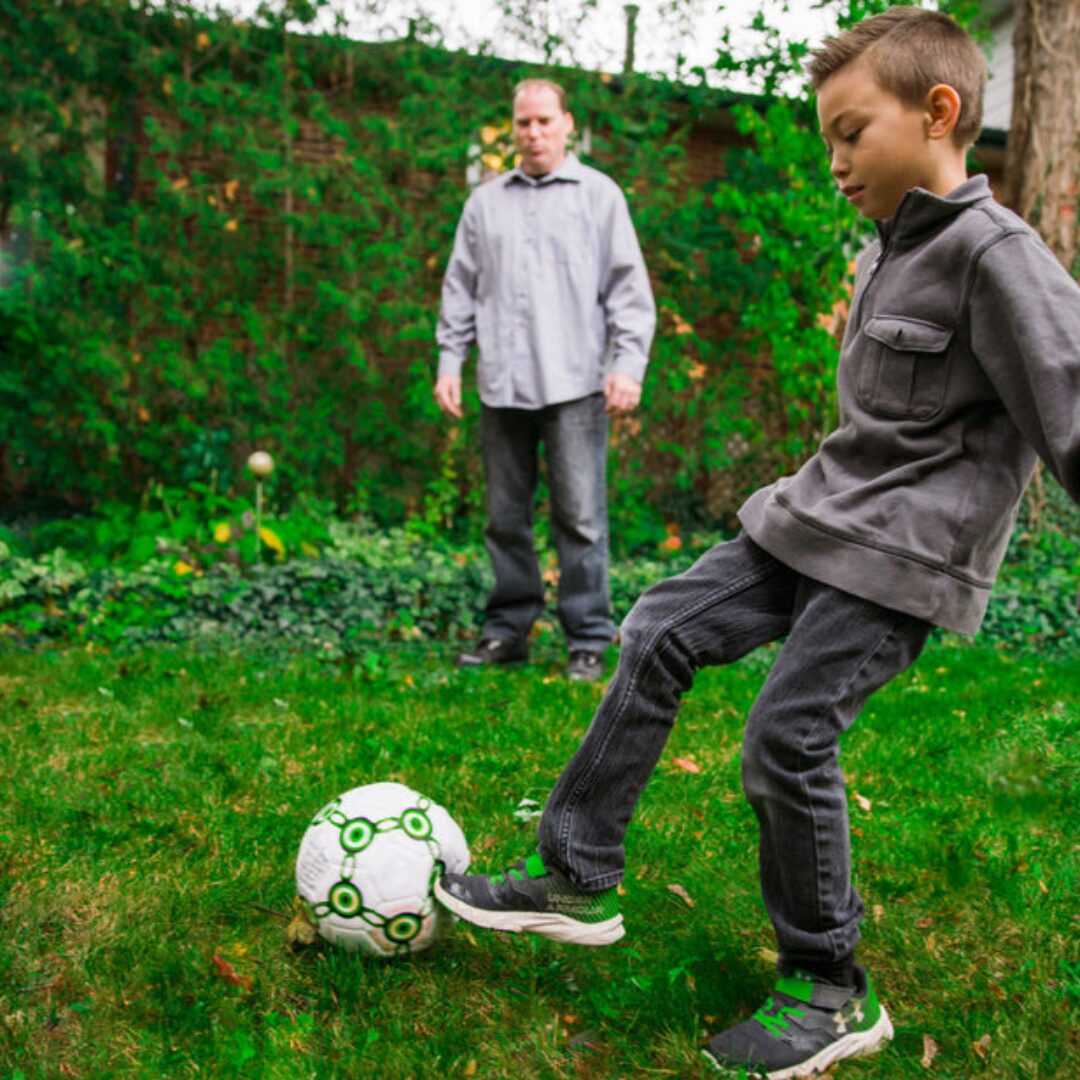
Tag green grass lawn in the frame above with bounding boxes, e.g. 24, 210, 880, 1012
0, 639, 1076, 1078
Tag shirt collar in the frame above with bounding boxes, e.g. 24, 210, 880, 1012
504, 152, 584, 187
877, 174, 993, 248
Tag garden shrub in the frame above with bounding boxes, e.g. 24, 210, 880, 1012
2, 512, 1075, 656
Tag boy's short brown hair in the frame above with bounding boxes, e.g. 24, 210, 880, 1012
806, 6, 986, 146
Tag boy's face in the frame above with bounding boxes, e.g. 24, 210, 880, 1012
817, 55, 948, 221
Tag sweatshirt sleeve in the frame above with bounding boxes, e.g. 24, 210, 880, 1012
969, 230, 1080, 504
435, 198, 479, 379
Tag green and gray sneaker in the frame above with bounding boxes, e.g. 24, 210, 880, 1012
702, 966, 892, 1078
434, 853, 624, 946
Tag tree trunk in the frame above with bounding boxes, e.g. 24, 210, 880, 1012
1005, 0, 1080, 275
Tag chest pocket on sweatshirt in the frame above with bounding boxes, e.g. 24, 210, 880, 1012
858, 315, 954, 420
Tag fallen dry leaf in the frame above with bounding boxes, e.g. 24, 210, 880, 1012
853, 791, 872, 813
672, 757, 702, 774
211, 953, 252, 991
667, 883, 694, 907
972, 1034, 991, 1060
286, 903, 319, 947
921, 1034, 938, 1068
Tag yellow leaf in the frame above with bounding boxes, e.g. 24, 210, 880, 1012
300, 541, 319, 557
214, 522, 232, 544
224, 179, 239, 201
286, 901, 319, 946
464, 1061, 477, 1077
196, 31, 211, 50
174, 560, 195, 576
259, 527, 285, 557
224, 219, 239, 232
172, 177, 189, 191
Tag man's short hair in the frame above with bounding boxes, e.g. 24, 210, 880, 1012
513, 78, 569, 113
806, 6, 986, 146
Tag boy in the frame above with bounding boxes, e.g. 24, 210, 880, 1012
435, 7, 1080, 1077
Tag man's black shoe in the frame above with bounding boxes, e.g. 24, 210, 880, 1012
455, 637, 529, 668
564, 650, 604, 682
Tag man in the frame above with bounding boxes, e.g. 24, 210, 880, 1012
435, 79, 655, 682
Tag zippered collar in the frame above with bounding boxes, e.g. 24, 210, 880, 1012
875, 174, 993, 249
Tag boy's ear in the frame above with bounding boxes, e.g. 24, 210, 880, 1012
925, 83, 962, 141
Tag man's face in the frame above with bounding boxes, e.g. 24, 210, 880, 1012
817, 55, 938, 221
512, 87, 573, 177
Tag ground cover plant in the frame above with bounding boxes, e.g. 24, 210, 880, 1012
2, 496, 1078, 657
1, 638, 1076, 1078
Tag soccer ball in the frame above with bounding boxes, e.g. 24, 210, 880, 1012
295, 781, 469, 957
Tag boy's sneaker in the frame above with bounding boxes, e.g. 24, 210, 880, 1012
701, 966, 892, 1078
434, 852, 624, 946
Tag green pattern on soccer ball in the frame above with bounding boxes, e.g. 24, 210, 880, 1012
310, 798, 341, 826
384, 913, 423, 943
340, 817, 375, 852
400, 807, 432, 840
328, 880, 363, 917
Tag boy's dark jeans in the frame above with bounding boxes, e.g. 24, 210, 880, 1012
479, 394, 615, 652
537, 533, 931, 966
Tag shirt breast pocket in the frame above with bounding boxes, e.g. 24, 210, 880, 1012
857, 315, 954, 420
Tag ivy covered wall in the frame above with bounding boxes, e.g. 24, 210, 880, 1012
1, 0, 877, 547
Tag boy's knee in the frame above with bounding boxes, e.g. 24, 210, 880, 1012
619, 583, 673, 652
741, 706, 798, 799
740, 723, 771, 799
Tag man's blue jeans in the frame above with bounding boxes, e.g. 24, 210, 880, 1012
479, 394, 615, 652
537, 533, 931, 967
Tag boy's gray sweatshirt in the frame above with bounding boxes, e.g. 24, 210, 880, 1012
739, 175, 1080, 634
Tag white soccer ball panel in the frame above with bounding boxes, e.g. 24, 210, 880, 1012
295, 781, 469, 958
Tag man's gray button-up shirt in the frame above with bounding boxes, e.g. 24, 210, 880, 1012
436, 153, 656, 410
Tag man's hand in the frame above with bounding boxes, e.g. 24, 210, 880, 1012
604, 372, 642, 415
434, 374, 463, 419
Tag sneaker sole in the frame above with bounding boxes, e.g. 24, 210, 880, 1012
700, 1006, 893, 1079
434, 880, 625, 946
